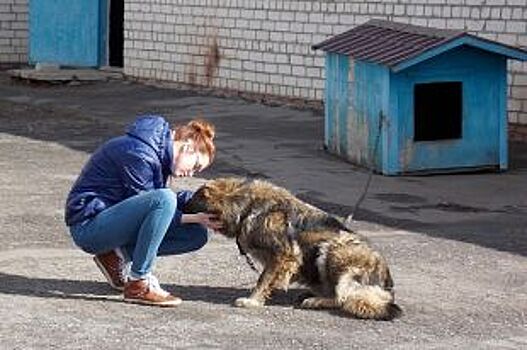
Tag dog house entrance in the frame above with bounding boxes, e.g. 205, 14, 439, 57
414, 82, 462, 141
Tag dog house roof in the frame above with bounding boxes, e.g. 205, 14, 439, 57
313, 19, 527, 72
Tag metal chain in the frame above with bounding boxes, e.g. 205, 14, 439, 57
350, 112, 384, 220
243, 254, 259, 273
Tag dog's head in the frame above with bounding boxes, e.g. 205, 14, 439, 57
183, 177, 246, 213
183, 177, 248, 238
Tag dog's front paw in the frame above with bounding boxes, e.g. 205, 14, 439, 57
234, 297, 264, 308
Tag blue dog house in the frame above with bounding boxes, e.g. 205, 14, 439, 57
313, 20, 527, 175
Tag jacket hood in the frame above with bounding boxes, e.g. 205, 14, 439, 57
126, 115, 174, 174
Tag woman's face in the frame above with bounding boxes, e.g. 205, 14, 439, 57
173, 140, 210, 177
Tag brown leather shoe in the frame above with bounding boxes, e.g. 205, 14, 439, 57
124, 276, 182, 307
93, 250, 127, 291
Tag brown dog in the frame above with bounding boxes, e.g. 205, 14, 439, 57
183, 177, 401, 320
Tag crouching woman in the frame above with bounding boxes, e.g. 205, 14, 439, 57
65, 115, 221, 306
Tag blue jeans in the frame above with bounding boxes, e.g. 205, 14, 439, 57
69, 188, 208, 278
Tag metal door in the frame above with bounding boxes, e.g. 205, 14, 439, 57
29, 0, 106, 67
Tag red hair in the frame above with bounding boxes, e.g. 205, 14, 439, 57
174, 119, 216, 161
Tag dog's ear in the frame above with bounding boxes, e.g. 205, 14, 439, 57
182, 185, 211, 213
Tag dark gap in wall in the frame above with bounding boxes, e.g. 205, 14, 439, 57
109, 0, 124, 67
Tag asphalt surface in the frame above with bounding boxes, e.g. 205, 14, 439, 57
0, 72, 526, 349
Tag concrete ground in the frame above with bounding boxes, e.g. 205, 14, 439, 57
0, 72, 526, 349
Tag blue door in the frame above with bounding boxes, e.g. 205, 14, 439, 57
29, 0, 107, 67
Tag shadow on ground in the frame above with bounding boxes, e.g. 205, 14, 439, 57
0, 272, 309, 306
297, 194, 527, 257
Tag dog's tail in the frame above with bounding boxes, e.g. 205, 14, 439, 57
336, 274, 402, 320
339, 286, 402, 320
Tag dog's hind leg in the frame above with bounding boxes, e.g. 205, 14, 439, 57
299, 297, 339, 310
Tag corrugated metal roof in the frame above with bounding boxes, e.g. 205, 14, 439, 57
312, 20, 468, 68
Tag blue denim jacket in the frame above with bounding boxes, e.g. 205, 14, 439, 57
65, 115, 192, 226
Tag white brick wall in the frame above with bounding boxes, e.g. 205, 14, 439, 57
125, 0, 527, 123
2, 0, 526, 124
0, 0, 28, 64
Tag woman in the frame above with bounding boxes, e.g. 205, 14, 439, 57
65, 115, 221, 307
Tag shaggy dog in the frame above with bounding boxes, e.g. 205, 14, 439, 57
183, 178, 401, 320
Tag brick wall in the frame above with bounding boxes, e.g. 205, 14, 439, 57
125, 0, 527, 124
2, 1, 526, 124
0, 0, 28, 65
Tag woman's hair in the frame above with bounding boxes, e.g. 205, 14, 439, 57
174, 119, 216, 161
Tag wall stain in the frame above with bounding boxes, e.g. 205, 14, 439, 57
204, 35, 221, 87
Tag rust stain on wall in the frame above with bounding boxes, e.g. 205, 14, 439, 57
183, 31, 221, 87
204, 35, 221, 87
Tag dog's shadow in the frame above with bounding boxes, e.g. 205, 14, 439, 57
167, 283, 310, 306
0, 272, 308, 306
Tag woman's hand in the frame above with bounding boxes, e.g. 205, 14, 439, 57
181, 213, 223, 232
196, 213, 223, 231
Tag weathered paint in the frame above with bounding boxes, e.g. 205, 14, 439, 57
346, 58, 370, 165
324, 44, 511, 175
395, 46, 504, 173
324, 53, 349, 154
348, 61, 389, 171
387, 66, 401, 175
29, 0, 107, 67
337, 55, 349, 154
320, 20, 527, 175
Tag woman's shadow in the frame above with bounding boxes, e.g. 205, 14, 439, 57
0, 272, 306, 306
